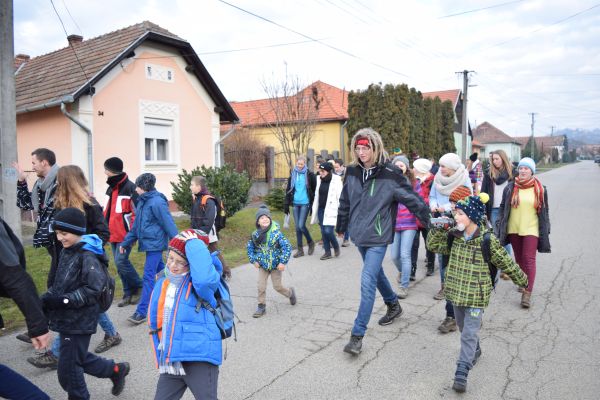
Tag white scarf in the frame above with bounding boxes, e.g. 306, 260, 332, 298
433, 165, 468, 196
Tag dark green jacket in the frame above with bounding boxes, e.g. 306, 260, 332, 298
427, 226, 528, 308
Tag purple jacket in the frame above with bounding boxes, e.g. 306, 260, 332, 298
395, 181, 423, 231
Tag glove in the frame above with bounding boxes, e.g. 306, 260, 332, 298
42, 294, 69, 310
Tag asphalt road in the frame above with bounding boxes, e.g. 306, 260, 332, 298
2, 161, 599, 399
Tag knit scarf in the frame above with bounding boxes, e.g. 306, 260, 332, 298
433, 165, 468, 196
106, 172, 126, 188
511, 176, 544, 213
158, 271, 189, 375
289, 165, 308, 192
31, 164, 59, 212
492, 169, 510, 185
254, 222, 273, 246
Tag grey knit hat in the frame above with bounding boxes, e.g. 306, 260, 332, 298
135, 173, 156, 192
255, 204, 271, 223
392, 155, 410, 168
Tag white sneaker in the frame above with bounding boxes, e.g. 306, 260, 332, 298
397, 287, 408, 299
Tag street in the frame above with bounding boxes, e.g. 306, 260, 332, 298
2, 161, 599, 400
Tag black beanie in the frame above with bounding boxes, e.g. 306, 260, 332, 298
469, 153, 478, 162
135, 173, 156, 192
52, 207, 87, 235
319, 162, 333, 172
104, 157, 123, 174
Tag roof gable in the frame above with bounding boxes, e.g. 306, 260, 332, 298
512, 135, 566, 150
422, 89, 461, 109
473, 121, 518, 144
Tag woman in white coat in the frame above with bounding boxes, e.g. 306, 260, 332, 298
311, 162, 344, 260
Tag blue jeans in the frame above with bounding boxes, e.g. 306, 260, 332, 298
110, 243, 142, 297
490, 208, 513, 258
351, 246, 397, 337
390, 230, 417, 288
318, 207, 339, 254
51, 313, 116, 356
438, 253, 449, 283
135, 251, 165, 317
293, 204, 313, 247
0, 364, 49, 400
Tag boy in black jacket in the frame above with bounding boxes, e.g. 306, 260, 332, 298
41, 208, 129, 399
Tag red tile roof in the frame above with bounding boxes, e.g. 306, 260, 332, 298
512, 135, 566, 151
473, 121, 519, 144
422, 89, 461, 108
227, 81, 348, 127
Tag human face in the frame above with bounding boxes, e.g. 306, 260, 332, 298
296, 159, 305, 170
258, 215, 271, 229
166, 251, 190, 274
355, 145, 373, 165
104, 169, 117, 177
55, 229, 81, 248
190, 182, 201, 195
518, 166, 533, 180
31, 155, 49, 178
394, 161, 407, 173
440, 165, 455, 177
333, 162, 342, 173
492, 154, 503, 169
318, 169, 329, 178
454, 209, 473, 231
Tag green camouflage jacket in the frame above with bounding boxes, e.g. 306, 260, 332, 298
427, 226, 528, 308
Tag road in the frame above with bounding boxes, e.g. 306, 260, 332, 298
2, 161, 599, 399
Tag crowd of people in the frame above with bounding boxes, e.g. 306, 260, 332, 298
0, 128, 551, 398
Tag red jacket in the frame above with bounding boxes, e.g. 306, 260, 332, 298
419, 174, 434, 205
103, 174, 137, 243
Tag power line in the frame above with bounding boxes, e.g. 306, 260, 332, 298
61, 0, 83, 35
438, 0, 524, 19
49, 0, 89, 82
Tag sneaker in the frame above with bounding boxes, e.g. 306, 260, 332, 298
307, 241, 315, 255
127, 312, 146, 325
433, 287, 445, 300
341, 239, 350, 247
94, 333, 122, 353
452, 364, 469, 393
27, 351, 58, 369
397, 286, 408, 299
117, 295, 133, 308
110, 362, 130, 396
320, 252, 332, 260
253, 304, 266, 318
289, 288, 297, 306
378, 300, 403, 326
16, 332, 32, 344
334, 247, 340, 257
426, 263, 435, 276
472, 344, 482, 366
438, 317, 457, 333
410, 266, 416, 281
293, 249, 305, 258
343, 335, 363, 356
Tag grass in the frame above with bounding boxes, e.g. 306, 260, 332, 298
537, 161, 578, 173
0, 205, 321, 332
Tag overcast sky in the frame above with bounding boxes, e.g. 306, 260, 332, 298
13, 0, 600, 136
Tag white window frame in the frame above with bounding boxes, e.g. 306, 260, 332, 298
139, 100, 180, 171
145, 63, 175, 83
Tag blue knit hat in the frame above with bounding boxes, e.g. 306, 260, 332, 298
518, 157, 536, 174
456, 195, 486, 225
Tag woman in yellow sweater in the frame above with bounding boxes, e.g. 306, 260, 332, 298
495, 157, 550, 308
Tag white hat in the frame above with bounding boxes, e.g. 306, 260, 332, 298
413, 158, 433, 174
439, 153, 462, 171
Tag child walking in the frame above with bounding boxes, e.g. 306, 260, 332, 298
41, 208, 129, 399
247, 205, 296, 317
427, 195, 528, 393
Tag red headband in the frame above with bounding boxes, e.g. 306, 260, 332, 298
356, 137, 370, 147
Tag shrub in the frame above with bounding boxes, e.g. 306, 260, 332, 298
171, 164, 251, 217
265, 187, 286, 211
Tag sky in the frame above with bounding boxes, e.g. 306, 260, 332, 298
13, 0, 600, 137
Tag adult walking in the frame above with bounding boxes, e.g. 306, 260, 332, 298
337, 128, 430, 355
103, 157, 143, 307
284, 155, 317, 258
496, 157, 550, 308
411, 158, 435, 277
310, 162, 343, 260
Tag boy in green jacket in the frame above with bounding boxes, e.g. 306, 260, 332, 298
427, 195, 528, 393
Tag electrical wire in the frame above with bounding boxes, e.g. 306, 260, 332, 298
438, 0, 524, 19
49, 0, 89, 82
61, 0, 83, 35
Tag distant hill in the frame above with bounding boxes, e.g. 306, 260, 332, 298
557, 128, 600, 145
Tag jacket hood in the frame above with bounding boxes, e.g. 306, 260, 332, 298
140, 189, 167, 202
80, 234, 104, 254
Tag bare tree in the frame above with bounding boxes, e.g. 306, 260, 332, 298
223, 127, 266, 180
259, 73, 321, 171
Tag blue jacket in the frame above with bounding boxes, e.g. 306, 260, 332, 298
247, 222, 292, 271
121, 190, 178, 252
147, 239, 223, 366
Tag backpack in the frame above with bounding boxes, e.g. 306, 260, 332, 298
194, 275, 236, 341
447, 231, 498, 288
91, 253, 116, 312
201, 195, 227, 232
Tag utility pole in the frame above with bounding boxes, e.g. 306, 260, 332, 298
550, 125, 555, 136
456, 70, 474, 164
529, 112, 537, 159
0, 0, 21, 239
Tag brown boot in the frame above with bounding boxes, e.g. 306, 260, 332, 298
433, 285, 445, 300
521, 290, 531, 308
307, 241, 315, 255
293, 248, 305, 258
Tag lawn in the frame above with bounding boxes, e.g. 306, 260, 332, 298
0, 205, 322, 332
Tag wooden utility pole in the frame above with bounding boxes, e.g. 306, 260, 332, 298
457, 70, 473, 164
0, 0, 21, 238
529, 112, 537, 159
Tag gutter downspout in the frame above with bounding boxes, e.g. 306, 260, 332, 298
340, 120, 349, 162
215, 122, 239, 167
60, 102, 94, 193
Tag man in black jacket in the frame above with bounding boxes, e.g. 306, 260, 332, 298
0, 216, 51, 399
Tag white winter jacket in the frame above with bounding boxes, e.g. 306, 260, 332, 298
311, 174, 344, 226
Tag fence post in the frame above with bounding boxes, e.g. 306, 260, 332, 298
266, 146, 275, 188
332, 150, 339, 159
320, 149, 328, 160
307, 148, 315, 172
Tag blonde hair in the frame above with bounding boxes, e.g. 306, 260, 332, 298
54, 165, 92, 211
350, 128, 389, 166
489, 150, 513, 181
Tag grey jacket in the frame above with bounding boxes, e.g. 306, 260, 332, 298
495, 182, 551, 253
337, 162, 430, 247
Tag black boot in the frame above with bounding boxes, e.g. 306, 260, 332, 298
410, 265, 416, 281
452, 363, 470, 393
343, 335, 363, 355
378, 300, 403, 326
426, 263, 434, 276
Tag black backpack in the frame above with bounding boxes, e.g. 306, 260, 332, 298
90, 252, 116, 312
201, 195, 227, 232
447, 231, 498, 288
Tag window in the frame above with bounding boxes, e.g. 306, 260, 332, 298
144, 118, 172, 163
145, 63, 174, 83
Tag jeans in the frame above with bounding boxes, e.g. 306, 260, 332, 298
135, 251, 165, 317
390, 230, 417, 288
292, 204, 312, 247
51, 313, 116, 357
110, 243, 142, 297
351, 246, 397, 337
453, 306, 483, 370
509, 234, 539, 292
411, 228, 434, 267
318, 208, 339, 254
438, 253, 449, 284
0, 364, 49, 400
490, 208, 513, 257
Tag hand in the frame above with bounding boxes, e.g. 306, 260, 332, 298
222, 266, 232, 281
180, 230, 199, 241
119, 245, 127, 254
31, 332, 52, 350
277, 264, 285, 271
12, 162, 27, 181
254, 263, 260, 269
42, 294, 68, 310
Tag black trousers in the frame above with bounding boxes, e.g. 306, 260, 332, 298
57, 333, 114, 400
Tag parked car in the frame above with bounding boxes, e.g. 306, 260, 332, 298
595, 155, 600, 163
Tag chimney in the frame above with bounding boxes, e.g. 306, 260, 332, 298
14, 54, 30, 70
67, 34, 83, 45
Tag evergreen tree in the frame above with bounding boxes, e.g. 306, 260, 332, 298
522, 136, 541, 161
440, 100, 457, 156
408, 88, 424, 158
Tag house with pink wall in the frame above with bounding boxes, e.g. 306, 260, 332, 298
15, 21, 238, 201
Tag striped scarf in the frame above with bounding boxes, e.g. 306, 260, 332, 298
511, 176, 544, 213
158, 271, 189, 375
